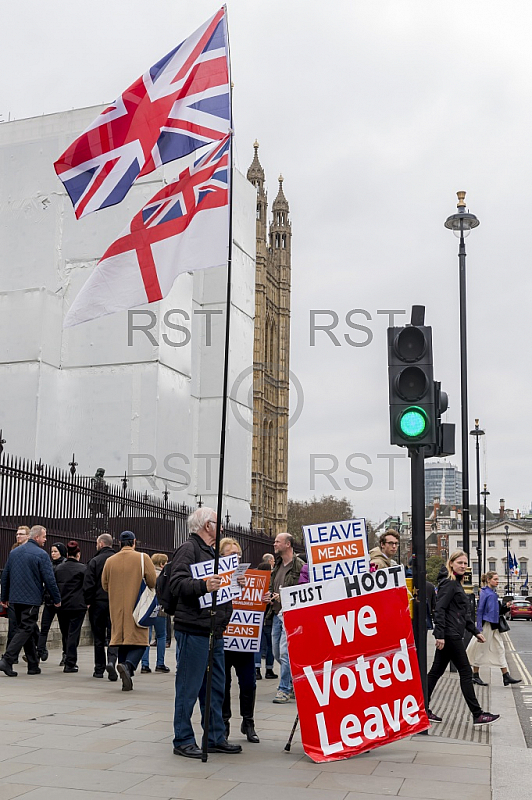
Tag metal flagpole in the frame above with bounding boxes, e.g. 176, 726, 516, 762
201, 4, 233, 763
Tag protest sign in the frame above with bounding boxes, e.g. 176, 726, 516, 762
282, 566, 429, 762
303, 518, 369, 582
224, 569, 269, 652
190, 553, 240, 608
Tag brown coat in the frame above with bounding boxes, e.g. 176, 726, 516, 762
101, 547, 157, 646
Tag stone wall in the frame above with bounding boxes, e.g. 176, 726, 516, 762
0, 609, 93, 650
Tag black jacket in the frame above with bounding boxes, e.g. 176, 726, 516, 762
83, 547, 116, 605
170, 534, 232, 638
55, 559, 87, 612
433, 570, 480, 640
43, 557, 66, 606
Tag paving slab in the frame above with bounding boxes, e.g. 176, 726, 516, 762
0, 787, 36, 800
398, 778, 491, 799
4, 764, 153, 792
309, 772, 403, 795
127, 775, 238, 799
372, 760, 490, 785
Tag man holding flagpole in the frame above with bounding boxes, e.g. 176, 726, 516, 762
169, 508, 242, 759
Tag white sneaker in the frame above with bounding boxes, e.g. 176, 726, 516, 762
273, 690, 290, 704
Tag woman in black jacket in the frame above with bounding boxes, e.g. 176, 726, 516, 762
38, 542, 67, 662
426, 550, 500, 727
55, 541, 87, 673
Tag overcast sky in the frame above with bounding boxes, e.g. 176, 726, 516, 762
3, 1, 532, 523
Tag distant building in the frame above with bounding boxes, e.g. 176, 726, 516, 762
447, 519, 530, 588
247, 143, 291, 535
424, 462, 462, 506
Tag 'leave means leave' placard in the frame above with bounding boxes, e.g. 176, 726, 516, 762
303, 517, 369, 582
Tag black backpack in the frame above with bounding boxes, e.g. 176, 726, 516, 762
156, 538, 202, 615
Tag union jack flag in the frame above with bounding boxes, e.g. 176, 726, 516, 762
55, 7, 229, 219
64, 133, 230, 327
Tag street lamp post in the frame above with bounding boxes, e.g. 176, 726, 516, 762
469, 419, 485, 583
445, 192, 480, 561
504, 524, 511, 594
480, 483, 490, 573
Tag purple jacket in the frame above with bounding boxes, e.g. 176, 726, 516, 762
298, 563, 309, 584
476, 585, 499, 628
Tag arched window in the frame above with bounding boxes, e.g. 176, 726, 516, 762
275, 233, 280, 248
262, 418, 270, 476
269, 421, 275, 477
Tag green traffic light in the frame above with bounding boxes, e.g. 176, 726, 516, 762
399, 407, 428, 438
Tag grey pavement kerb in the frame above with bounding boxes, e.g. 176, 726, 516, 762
490, 665, 531, 800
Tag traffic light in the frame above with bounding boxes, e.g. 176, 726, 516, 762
388, 323, 436, 447
424, 381, 455, 458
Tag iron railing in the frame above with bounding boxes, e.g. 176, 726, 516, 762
0, 453, 274, 568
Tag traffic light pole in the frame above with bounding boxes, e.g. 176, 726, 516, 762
409, 446, 428, 710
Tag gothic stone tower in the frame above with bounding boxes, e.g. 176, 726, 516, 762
247, 142, 291, 535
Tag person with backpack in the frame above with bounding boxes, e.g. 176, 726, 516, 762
169, 508, 242, 759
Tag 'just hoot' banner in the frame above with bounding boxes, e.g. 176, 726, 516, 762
282, 566, 428, 763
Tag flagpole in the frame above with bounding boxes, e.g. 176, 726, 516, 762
201, 4, 232, 763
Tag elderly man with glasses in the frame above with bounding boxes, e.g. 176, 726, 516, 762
169, 507, 242, 759
369, 529, 400, 570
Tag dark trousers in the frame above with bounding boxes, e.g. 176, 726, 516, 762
427, 637, 482, 717
173, 632, 226, 748
38, 605, 66, 655
117, 645, 145, 673
6, 604, 17, 646
254, 619, 274, 669
4, 604, 40, 668
223, 650, 257, 724
89, 602, 118, 674
57, 610, 86, 669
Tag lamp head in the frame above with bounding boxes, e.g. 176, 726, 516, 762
444, 191, 480, 238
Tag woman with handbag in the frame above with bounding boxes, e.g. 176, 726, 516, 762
101, 531, 156, 691
467, 571, 521, 687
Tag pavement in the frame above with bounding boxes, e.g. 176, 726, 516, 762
0, 644, 529, 800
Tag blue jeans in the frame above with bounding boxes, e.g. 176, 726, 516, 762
271, 613, 291, 693
142, 617, 167, 668
254, 619, 274, 669
173, 631, 226, 748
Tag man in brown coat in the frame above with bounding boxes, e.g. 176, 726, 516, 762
101, 530, 156, 691
369, 529, 400, 570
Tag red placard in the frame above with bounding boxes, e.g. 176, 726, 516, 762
282, 567, 429, 762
